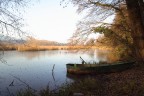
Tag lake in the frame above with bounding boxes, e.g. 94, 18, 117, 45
0, 50, 109, 95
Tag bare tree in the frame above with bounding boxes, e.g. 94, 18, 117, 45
63, 0, 144, 62
63, 0, 124, 45
0, 0, 31, 61
0, 0, 30, 39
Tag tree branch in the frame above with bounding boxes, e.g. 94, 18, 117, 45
88, 0, 121, 11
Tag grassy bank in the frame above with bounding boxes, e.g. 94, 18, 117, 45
16, 62, 144, 96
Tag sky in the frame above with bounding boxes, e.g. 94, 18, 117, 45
23, 0, 82, 43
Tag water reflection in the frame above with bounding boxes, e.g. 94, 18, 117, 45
0, 49, 110, 95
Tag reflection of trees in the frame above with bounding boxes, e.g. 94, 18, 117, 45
87, 50, 96, 58
2, 50, 110, 62
94, 50, 109, 62
64, 49, 110, 62
19, 51, 61, 60
20, 52, 42, 60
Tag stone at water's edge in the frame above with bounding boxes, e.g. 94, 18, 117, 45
73, 93, 84, 96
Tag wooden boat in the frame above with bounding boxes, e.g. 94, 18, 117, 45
66, 61, 135, 75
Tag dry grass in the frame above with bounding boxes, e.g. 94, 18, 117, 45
0, 42, 113, 51
17, 45, 112, 51
0, 45, 17, 50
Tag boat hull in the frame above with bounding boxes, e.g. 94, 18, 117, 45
66, 61, 135, 75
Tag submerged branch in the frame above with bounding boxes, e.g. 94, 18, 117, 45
10, 74, 37, 92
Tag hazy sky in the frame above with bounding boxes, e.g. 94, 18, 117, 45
23, 0, 82, 43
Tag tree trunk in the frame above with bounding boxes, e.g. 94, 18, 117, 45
138, 0, 144, 26
125, 0, 144, 62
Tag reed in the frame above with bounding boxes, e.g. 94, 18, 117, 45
0, 45, 17, 50
17, 45, 95, 51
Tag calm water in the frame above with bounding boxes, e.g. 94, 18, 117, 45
0, 50, 109, 95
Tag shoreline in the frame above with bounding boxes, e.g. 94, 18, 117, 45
0, 45, 112, 51
16, 62, 144, 96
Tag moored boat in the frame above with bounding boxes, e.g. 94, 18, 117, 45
66, 61, 135, 75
